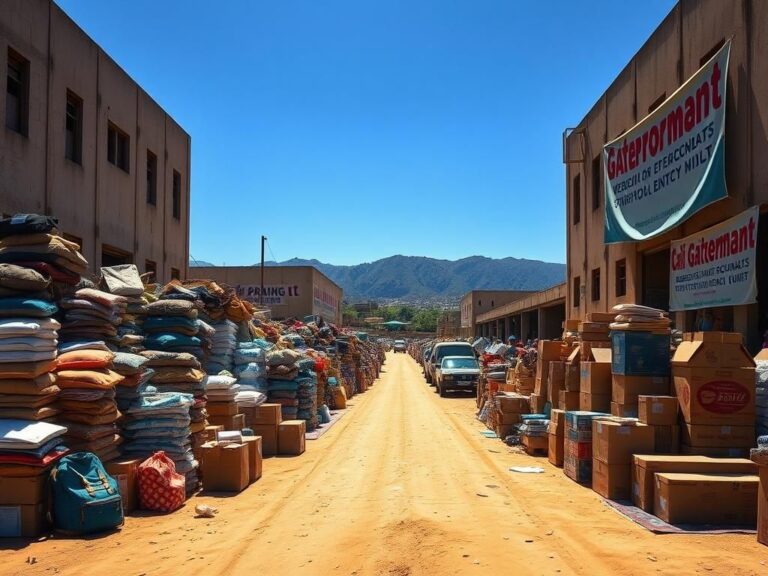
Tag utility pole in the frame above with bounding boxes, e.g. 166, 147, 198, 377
260, 235, 267, 307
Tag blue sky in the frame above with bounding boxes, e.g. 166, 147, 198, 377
57, 0, 676, 266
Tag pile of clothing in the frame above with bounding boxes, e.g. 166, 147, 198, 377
54, 347, 123, 463
111, 352, 153, 413
205, 373, 240, 417
234, 342, 269, 394
58, 287, 127, 348
266, 348, 303, 421
101, 265, 147, 353
143, 299, 204, 360
121, 390, 196, 495
296, 373, 318, 431
207, 319, 237, 374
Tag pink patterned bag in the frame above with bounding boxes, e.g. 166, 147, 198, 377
138, 451, 185, 512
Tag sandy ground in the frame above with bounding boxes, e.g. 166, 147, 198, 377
3, 352, 768, 576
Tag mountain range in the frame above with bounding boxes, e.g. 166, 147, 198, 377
190, 255, 565, 304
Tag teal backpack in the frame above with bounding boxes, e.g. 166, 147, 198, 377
50, 452, 124, 535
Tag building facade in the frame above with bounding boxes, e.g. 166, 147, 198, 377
191, 266, 343, 325
565, 0, 768, 352
0, 0, 190, 283
475, 283, 566, 342
459, 290, 534, 338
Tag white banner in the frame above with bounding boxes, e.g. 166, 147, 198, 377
604, 41, 730, 243
669, 206, 758, 311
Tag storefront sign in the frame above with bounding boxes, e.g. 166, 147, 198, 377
604, 41, 730, 243
235, 284, 300, 306
669, 206, 758, 311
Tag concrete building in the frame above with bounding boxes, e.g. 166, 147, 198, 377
475, 283, 566, 342
459, 290, 534, 338
0, 0, 190, 282
191, 266, 343, 325
565, 0, 768, 352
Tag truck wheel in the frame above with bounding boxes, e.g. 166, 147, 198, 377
439, 383, 446, 397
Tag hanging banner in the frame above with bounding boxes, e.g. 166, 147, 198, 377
669, 206, 758, 312
604, 41, 730, 243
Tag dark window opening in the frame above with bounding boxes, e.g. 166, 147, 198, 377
572, 174, 581, 224
591, 155, 601, 211
648, 93, 666, 115
573, 276, 580, 308
101, 244, 132, 268
172, 170, 181, 219
144, 259, 157, 280
65, 90, 83, 164
146, 150, 157, 205
478, 300, 482, 307
591, 267, 601, 302
6, 48, 28, 135
107, 122, 130, 172
491, 300, 494, 307
700, 39, 726, 67
615, 259, 627, 297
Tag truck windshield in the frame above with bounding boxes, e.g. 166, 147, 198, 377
442, 358, 478, 369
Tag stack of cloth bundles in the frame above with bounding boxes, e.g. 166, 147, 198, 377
111, 352, 153, 413
204, 373, 240, 419
609, 304, 671, 331
0, 281, 60, 422
120, 390, 196, 495
206, 319, 237, 374
296, 356, 319, 431
143, 300, 205, 361
266, 348, 303, 421
233, 342, 269, 394
58, 288, 127, 349
54, 347, 123, 463
101, 265, 147, 353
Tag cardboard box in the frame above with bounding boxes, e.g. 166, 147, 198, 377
538, 340, 563, 361
580, 348, 612, 395
564, 452, 592, 484
105, 458, 141, 513
0, 472, 47, 505
565, 438, 592, 460
592, 458, 632, 500
673, 367, 755, 426
251, 424, 278, 456
559, 391, 580, 411
679, 444, 750, 458
0, 503, 47, 538
529, 393, 545, 414
522, 434, 548, 453
497, 394, 529, 414
650, 424, 680, 455
611, 402, 638, 418
241, 436, 263, 482
498, 412, 522, 425
278, 420, 306, 456
681, 423, 755, 448
549, 409, 565, 435
547, 362, 564, 406
548, 433, 564, 467
632, 454, 756, 512
654, 472, 758, 525
242, 403, 283, 427
565, 362, 580, 391
672, 331, 756, 368
593, 420, 655, 465
208, 413, 246, 431
201, 442, 250, 492
206, 402, 239, 417
612, 375, 670, 404
580, 392, 610, 413
758, 466, 768, 546
611, 331, 670, 376
586, 312, 617, 323
205, 424, 224, 437
564, 411, 607, 441
639, 395, 678, 426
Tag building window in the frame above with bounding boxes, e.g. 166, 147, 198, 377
146, 150, 157, 205
648, 93, 666, 115
171, 267, 180, 280
572, 174, 581, 225
591, 268, 601, 302
478, 300, 482, 307
65, 90, 83, 164
172, 170, 181, 219
592, 155, 601, 211
101, 244, 132, 268
144, 259, 157, 280
6, 48, 28, 135
615, 259, 627, 297
491, 300, 494, 307
573, 276, 580, 308
107, 122, 130, 172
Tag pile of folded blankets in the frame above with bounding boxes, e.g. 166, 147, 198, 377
204, 373, 240, 421
58, 287, 127, 349
234, 342, 269, 394
111, 351, 153, 413
54, 347, 123, 463
266, 348, 303, 422
120, 390, 196, 495
206, 319, 237, 374
101, 264, 147, 353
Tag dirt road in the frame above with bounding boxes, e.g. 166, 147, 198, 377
4, 352, 768, 575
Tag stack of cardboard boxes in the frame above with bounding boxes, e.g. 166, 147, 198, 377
533, 341, 575, 414
563, 411, 605, 484
506, 363, 535, 395
611, 330, 670, 418
591, 419, 654, 500
200, 431, 264, 492
489, 393, 529, 439
548, 409, 565, 467
560, 348, 581, 411
278, 420, 306, 456
247, 403, 282, 456
672, 332, 756, 457
578, 313, 614, 361
580, 348, 612, 413
638, 395, 680, 454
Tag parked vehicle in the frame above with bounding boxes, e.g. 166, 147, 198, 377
426, 341, 475, 385
435, 356, 480, 396
393, 339, 407, 353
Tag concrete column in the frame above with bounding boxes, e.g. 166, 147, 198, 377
521, 314, 531, 344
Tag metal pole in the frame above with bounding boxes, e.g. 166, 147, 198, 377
260, 235, 267, 307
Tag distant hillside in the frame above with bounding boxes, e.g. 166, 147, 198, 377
189, 255, 564, 303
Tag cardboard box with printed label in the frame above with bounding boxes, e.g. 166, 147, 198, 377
593, 420, 655, 465
251, 424, 278, 456
654, 472, 758, 525
612, 375, 670, 405
201, 442, 250, 492
580, 348, 612, 395
638, 395, 678, 426
632, 454, 756, 512
241, 436, 263, 482
105, 458, 141, 513
592, 458, 632, 500
611, 331, 671, 376
278, 420, 306, 456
